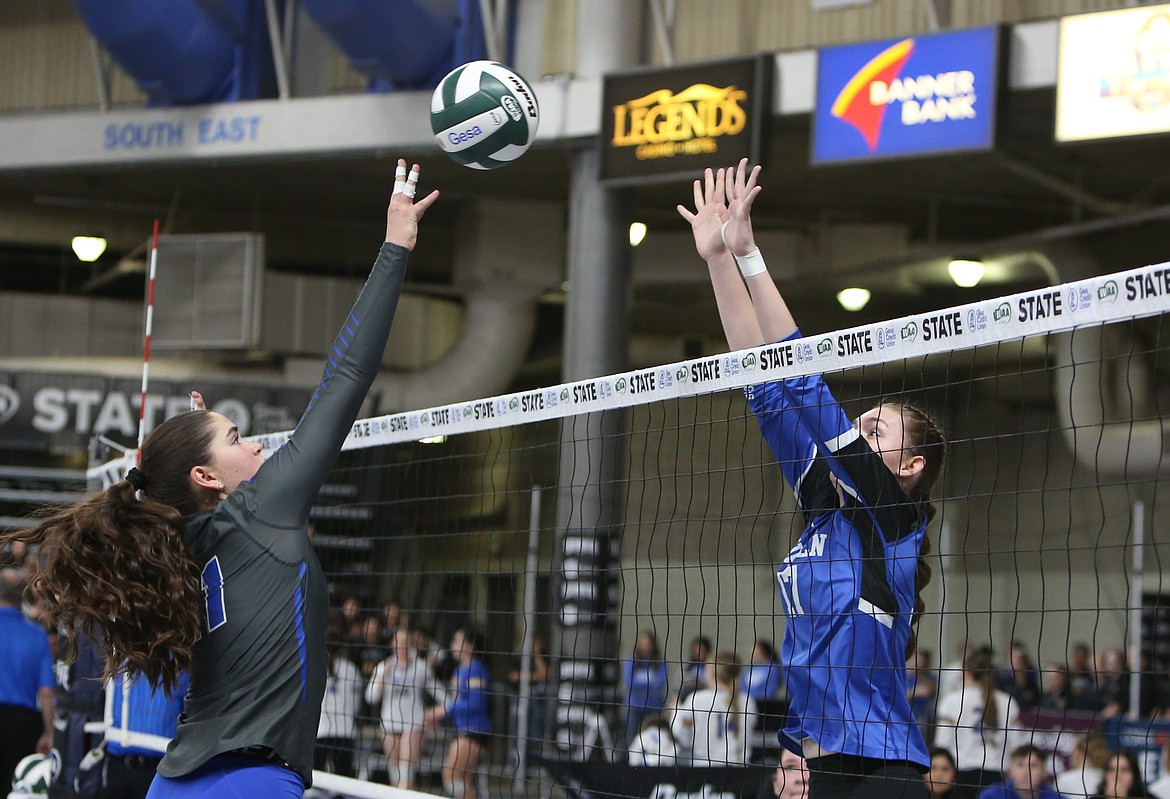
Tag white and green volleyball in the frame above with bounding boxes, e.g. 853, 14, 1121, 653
430, 61, 539, 170
10, 752, 56, 797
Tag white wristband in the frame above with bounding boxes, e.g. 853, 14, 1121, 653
734, 248, 767, 278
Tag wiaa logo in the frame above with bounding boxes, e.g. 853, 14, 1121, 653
501, 96, 523, 122
0, 385, 18, 426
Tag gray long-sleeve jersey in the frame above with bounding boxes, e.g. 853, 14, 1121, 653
156, 242, 409, 787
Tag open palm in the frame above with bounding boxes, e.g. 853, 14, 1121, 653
677, 167, 729, 261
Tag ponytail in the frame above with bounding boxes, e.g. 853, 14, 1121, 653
5, 481, 202, 693
0, 409, 219, 694
885, 400, 948, 661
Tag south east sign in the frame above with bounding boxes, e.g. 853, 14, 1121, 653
600, 56, 772, 185
812, 26, 1002, 165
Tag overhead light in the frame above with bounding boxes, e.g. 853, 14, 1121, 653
71, 235, 107, 262
837, 287, 871, 311
418, 435, 447, 444
948, 257, 985, 288
629, 221, 647, 247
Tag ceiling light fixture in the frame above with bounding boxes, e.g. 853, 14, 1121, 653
71, 235, 107, 262
947, 257, 985, 288
836, 287, 871, 311
629, 221, 647, 247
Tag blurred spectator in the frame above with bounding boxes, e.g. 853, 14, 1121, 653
355, 615, 386, 680
103, 670, 189, 799
909, 648, 940, 745
677, 636, 713, 702
0, 568, 54, 786
996, 643, 1041, 711
936, 645, 1020, 799
378, 600, 402, 648
1039, 663, 1077, 711
508, 631, 549, 759
671, 652, 757, 766
627, 715, 678, 767
367, 629, 442, 790
976, 744, 1060, 799
1054, 732, 1110, 799
764, 749, 810, 799
0, 540, 27, 569
316, 637, 361, 779
940, 639, 975, 701
1092, 749, 1151, 799
928, 748, 959, 799
741, 639, 783, 702
1069, 643, 1096, 703
1096, 648, 1131, 718
621, 631, 669, 746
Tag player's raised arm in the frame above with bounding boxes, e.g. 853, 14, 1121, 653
721, 159, 798, 343
678, 166, 764, 351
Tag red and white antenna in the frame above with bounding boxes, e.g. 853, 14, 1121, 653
135, 219, 160, 465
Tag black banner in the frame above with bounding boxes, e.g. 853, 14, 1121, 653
600, 56, 773, 185
0, 372, 309, 455
536, 758, 773, 799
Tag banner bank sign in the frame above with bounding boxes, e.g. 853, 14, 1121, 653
813, 26, 1002, 164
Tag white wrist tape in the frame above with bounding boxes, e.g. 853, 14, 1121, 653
734, 248, 767, 278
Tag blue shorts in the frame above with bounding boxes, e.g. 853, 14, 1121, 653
146, 755, 303, 799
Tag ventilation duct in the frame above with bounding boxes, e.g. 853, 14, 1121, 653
1030, 244, 1170, 478
301, 0, 487, 89
73, 0, 275, 104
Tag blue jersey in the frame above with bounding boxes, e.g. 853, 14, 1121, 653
740, 661, 783, 701
746, 344, 929, 769
107, 671, 189, 757
622, 657, 669, 711
447, 658, 491, 736
0, 606, 54, 710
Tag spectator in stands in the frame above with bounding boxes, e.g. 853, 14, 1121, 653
909, 648, 940, 745
507, 631, 549, 759
627, 715, 678, 767
927, 748, 959, 799
1092, 749, 1152, 799
677, 635, 713, 702
1069, 643, 1096, 704
976, 744, 1061, 799
671, 651, 757, 766
996, 643, 1041, 711
936, 645, 1021, 799
355, 614, 387, 680
621, 631, 670, 746
766, 749, 810, 799
939, 639, 975, 702
1096, 648, 1131, 717
426, 628, 491, 799
378, 599, 402, 648
0, 568, 54, 787
741, 639, 783, 701
104, 670, 189, 799
367, 628, 441, 790
1054, 732, 1110, 799
315, 636, 361, 780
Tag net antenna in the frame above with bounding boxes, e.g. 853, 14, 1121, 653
135, 219, 160, 467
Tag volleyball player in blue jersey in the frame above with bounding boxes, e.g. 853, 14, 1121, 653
679, 160, 946, 799
1, 159, 438, 798
427, 629, 492, 799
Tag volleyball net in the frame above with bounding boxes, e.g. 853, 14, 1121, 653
86, 262, 1170, 798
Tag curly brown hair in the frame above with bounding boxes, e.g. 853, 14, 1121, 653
1, 410, 218, 693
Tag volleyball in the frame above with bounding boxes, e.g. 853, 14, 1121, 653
9, 752, 56, 798
430, 60, 539, 170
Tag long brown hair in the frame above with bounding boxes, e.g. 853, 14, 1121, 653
964, 645, 999, 730
884, 399, 948, 661
1, 411, 218, 693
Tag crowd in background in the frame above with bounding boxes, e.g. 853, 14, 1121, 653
13, 523, 1170, 799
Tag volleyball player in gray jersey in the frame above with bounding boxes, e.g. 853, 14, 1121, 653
2, 159, 438, 798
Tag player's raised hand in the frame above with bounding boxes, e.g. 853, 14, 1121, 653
722, 158, 763, 258
677, 166, 730, 262
386, 159, 440, 251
